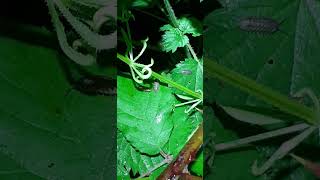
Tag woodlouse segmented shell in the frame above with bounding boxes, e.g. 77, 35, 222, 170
180, 69, 192, 75
238, 17, 280, 33
153, 81, 160, 92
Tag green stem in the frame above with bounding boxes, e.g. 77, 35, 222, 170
117, 53, 202, 99
186, 43, 199, 62
118, 37, 161, 52
125, 20, 132, 50
205, 58, 317, 125
152, 72, 201, 99
163, 0, 199, 62
163, 0, 179, 27
184, 46, 192, 59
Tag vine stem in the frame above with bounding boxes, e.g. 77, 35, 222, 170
163, 0, 199, 62
117, 53, 202, 99
163, 0, 179, 27
204, 58, 317, 125
186, 43, 199, 62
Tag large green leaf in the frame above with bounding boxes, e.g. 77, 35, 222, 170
204, 0, 309, 107
0, 34, 116, 179
117, 131, 163, 178
145, 109, 202, 179
204, 0, 320, 179
117, 76, 175, 155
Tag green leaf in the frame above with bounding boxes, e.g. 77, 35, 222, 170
117, 131, 163, 177
160, 25, 189, 53
132, 0, 157, 8
159, 16, 202, 53
0, 34, 116, 179
170, 58, 203, 95
204, 0, 320, 109
178, 17, 202, 37
148, 166, 166, 180
204, 0, 320, 178
118, 76, 175, 155
190, 150, 203, 176
149, 109, 202, 179
204, 107, 260, 180
165, 109, 202, 156
204, 0, 301, 107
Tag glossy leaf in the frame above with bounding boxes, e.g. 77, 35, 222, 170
171, 58, 203, 95
118, 76, 175, 155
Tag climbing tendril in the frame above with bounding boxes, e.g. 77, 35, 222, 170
127, 38, 154, 83
175, 90, 203, 113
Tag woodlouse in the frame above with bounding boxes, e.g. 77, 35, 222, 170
180, 69, 192, 75
69, 75, 117, 96
238, 17, 282, 34
153, 81, 160, 92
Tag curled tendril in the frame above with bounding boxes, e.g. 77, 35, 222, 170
127, 38, 154, 84
175, 90, 203, 113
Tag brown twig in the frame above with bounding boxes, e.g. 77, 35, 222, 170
157, 122, 203, 180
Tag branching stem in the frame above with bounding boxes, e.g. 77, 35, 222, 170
117, 53, 202, 99
163, 0, 200, 62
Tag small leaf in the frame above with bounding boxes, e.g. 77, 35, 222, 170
178, 17, 202, 37
160, 24, 173, 31
160, 25, 189, 53
189, 150, 203, 176
164, 109, 202, 156
132, 0, 156, 8
159, 16, 201, 53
